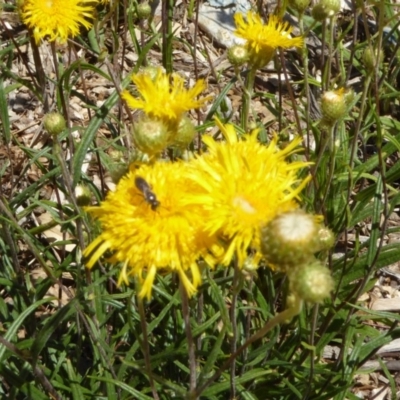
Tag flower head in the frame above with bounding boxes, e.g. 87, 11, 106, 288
84, 162, 214, 300
184, 119, 311, 268
234, 12, 303, 68
121, 68, 209, 129
20, 0, 97, 44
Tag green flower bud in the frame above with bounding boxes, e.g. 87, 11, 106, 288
108, 150, 129, 184
363, 46, 383, 75
261, 210, 322, 272
170, 114, 196, 149
132, 116, 170, 155
288, 260, 333, 303
227, 45, 249, 67
321, 0, 341, 14
136, 2, 152, 19
289, 0, 311, 14
44, 112, 66, 136
321, 88, 347, 124
312, 0, 340, 21
317, 227, 335, 250
75, 184, 91, 206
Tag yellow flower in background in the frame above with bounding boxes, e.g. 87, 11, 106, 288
234, 12, 303, 68
20, 0, 97, 44
121, 69, 209, 128
184, 119, 311, 268
84, 162, 214, 300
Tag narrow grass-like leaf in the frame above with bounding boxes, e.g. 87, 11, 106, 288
0, 298, 55, 361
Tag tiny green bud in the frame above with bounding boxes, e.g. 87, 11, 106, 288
289, 0, 311, 14
227, 45, 249, 67
321, 88, 347, 124
171, 114, 196, 149
317, 227, 335, 250
288, 261, 334, 304
321, 0, 341, 14
312, 0, 340, 21
261, 210, 323, 272
136, 2, 152, 19
75, 184, 91, 206
363, 47, 383, 75
44, 112, 66, 136
132, 116, 170, 155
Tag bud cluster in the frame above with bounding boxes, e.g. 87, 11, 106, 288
261, 210, 334, 304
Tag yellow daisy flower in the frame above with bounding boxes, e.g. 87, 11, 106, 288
84, 162, 214, 300
184, 119, 311, 268
20, 0, 97, 44
234, 12, 303, 68
121, 68, 209, 128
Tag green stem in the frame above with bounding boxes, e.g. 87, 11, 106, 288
180, 283, 197, 394
138, 296, 160, 400
241, 67, 256, 130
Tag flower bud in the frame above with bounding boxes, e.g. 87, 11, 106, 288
44, 112, 66, 136
289, 0, 311, 14
132, 116, 170, 155
312, 0, 340, 21
288, 260, 333, 303
317, 227, 335, 250
363, 47, 383, 75
75, 184, 91, 206
321, 88, 347, 124
261, 210, 324, 272
170, 114, 196, 149
227, 45, 249, 67
136, 2, 152, 19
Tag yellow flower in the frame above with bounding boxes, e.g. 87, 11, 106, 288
84, 162, 214, 300
234, 12, 303, 68
20, 0, 97, 44
184, 119, 311, 268
121, 68, 209, 128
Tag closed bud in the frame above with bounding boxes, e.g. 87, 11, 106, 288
288, 260, 333, 304
321, 88, 347, 124
317, 227, 335, 250
136, 2, 151, 19
132, 116, 170, 155
363, 47, 383, 75
227, 45, 249, 67
312, 0, 340, 21
289, 0, 311, 14
75, 184, 91, 206
171, 114, 196, 149
44, 112, 66, 136
261, 210, 322, 272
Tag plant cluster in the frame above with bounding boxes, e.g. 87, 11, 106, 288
1, 0, 400, 399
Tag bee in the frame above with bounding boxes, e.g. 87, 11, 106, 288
134, 176, 160, 211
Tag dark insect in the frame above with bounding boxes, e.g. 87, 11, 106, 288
134, 176, 160, 211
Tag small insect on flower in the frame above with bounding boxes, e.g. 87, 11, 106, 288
135, 176, 160, 210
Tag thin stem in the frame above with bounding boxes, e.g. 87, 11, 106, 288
319, 124, 337, 211
229, 261, 241, 399
299, 12, 311, 160
241, 67, 256, 131
138, 297, 160, 400
180, 283, 197, 394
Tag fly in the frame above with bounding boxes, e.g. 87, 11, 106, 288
134, 176, 160, 211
